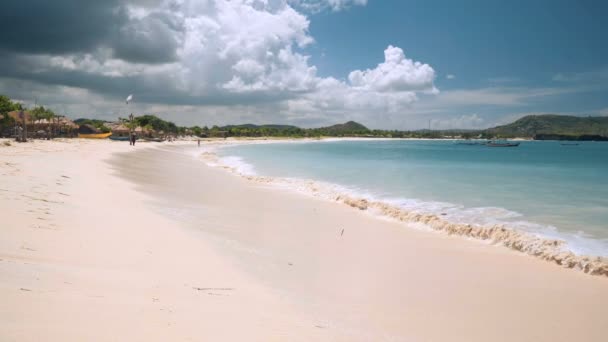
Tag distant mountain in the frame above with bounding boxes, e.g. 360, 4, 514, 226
485, 115, 608, 137
317, 121, 370, 134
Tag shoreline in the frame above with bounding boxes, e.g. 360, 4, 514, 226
199, 138, 608, 277
112, 142, 608, 341
0, 139, 333, 341
3, 139, 608, 341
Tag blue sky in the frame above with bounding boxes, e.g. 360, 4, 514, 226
302, 0, 608, 127
0, 0, 606, 129
310, 0, 607, 83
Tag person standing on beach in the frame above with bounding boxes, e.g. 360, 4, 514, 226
198, 139, 200, 147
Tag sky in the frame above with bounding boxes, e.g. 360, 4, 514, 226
0, 0, 607, 129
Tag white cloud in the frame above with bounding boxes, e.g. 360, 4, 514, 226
446, 74, 455, 80
429, 86, 578, 107
348, 45, 437, 93
2, 0, 438, 127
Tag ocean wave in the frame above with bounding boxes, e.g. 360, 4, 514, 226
198, 147, 608, 277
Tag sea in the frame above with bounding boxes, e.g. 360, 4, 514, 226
216, 139, 608, 257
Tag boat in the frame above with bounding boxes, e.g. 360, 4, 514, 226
560, 142, 579, 146
78, 132, 112, 139
78, 124, 112, 139
109, 135, 130, 141
486, 140, 520, 147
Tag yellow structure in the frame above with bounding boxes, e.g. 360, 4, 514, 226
78, 132, 112, 139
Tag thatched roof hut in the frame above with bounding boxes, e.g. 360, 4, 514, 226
7, 111, 32, 123
110, 124, 130, 133
57, 116, 79, 129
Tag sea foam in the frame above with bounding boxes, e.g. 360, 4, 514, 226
198, 145, 608, 277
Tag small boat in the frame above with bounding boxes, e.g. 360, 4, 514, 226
486, 140, 520, 147
109, 135, 130, 141
78, 132, 112, 139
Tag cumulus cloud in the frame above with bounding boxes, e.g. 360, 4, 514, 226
0, 0, 438, 127
347, 46, 437, 93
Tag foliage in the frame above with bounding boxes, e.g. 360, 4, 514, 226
0, 95, 22, 129
74, 118, 111, 133
133, 114, 178, 133
0, 95, 23, 115
486, 114, 608, 138
30, 106, 56, 121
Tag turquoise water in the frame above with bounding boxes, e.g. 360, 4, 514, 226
218, 140, 608, 256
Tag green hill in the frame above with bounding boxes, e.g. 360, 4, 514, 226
485, 115, 608, 138
316, 121, 370, 135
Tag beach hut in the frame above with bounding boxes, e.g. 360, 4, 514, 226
107, 123, 131, 141
7, 110, 32, 124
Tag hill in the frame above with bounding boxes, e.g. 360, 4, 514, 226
485, 115, 608, 138
315, 121, 370, 135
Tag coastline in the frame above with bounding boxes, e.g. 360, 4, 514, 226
2, 139, 608, 341
200, 138, 608, 277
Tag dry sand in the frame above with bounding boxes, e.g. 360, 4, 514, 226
1, 139, 607, 341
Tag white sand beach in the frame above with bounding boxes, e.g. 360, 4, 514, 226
1, 139, 608, 341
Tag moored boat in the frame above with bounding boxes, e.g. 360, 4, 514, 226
486, 141, 520, 147
78, 132, 112, 139
109, 135, 130, 141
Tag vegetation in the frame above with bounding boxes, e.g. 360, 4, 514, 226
486, 114, 608, 138
3, 94, 608, 140
0, 95, 23, 115
133, 114, 178, 134
0, 95, 22, 133
74, 118, 111, 133
30, 106, 56, 121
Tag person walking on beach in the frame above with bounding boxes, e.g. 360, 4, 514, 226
198, 139, 200, 147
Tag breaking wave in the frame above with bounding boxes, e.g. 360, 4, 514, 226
198, 148, 608, 277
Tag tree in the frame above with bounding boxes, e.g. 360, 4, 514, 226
31, 106, 56, 121
191, 126, 202, 136
0, 95, 21, 133
0, 95, 22, 115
